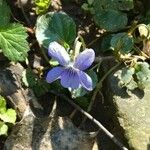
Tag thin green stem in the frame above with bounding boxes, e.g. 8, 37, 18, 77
40, 47, 50, 65
78, 35, 86, 50
90, 61, 101, 71
87, 37, 100, 47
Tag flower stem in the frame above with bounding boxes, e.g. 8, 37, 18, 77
72, 35, 86, 61
40, 47, 50, 65
73, 40, 82, 60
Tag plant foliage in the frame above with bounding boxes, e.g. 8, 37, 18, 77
36, 12, 76, 48
119, 62, 150, 90
0, 0, 29, 62
0, 96, 16, 136
111, 33, 134, 54
34, 0, 51, 15
0, 0, 10, 26
71, 70, 98, 98
22, 69, 51, 97
1, 0, 150, 120
92, 0, 134, 31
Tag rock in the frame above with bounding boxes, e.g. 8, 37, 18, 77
0, 63, 28, 118
0, 62, 46, 120
105, 69, 150, 150
0, 63, 98, 149
4, 102, 96, 150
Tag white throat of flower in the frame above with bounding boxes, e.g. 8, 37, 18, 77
65, 61, 79, 72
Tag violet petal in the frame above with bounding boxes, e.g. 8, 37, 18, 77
74, 49, 95, 70
60, 68, 80, 89
78, 71, 93, 91
46, 66, 64, 83
48, 41, 70, 66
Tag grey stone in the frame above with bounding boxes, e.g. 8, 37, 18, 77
105, 69, 150, 150
0, 63, 28, 118
4, 103, 97, 150
1, 63, 98, 150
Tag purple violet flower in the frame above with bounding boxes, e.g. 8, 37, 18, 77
46, 41, 95, 91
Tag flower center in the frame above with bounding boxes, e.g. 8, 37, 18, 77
66, 62, 78, 71
64, 62, 79, 76
68, 62, 74, 67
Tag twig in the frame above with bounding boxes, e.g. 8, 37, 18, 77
18, 0, 32, 26
79, 62, 121, 127
95, 56, 114, 63
69, 109, 77, 119
50, 90, 128, 150
87, 37, 100, 47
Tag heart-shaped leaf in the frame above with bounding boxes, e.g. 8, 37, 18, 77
94, 9, 127, 32
36, 12, 76, 48
111, 33, 134, 53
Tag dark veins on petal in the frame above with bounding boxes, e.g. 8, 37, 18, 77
67, 67, 77, 77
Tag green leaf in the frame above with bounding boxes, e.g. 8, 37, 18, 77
81, 3, 89, 11
36, 12, 76, 48
22, 69, 51, 97
135, 62, 150, 89
33, 80, 51, 97
121, 67, 135, 85
0, 0, 11, 26
135, 62, 150, 76
0, 96, 6, 114
75, 97, 89, 109
119, 67, 137, 90
71, 70, 98, 98
71, 87, 86, 98
0, 109, 16, 124
0, 96, 16, 133
143, 10, 150, 24
22, 69, 37, 87
93, 0, 133, 31
100, 34, 113, 52
93, 0, 118, 11
0, 23, 29, 62
87, 0, 94, 5
34, 0, 51, 15
117, 0, 134, 11
111, 33, 134, 53
88, 70, 98, 88
119, 67, 138, 90
93, 0, 133, 12
0, 122, 8, 136
126, 80, 138, 90
94, 9, 127, 32
119, 62, 150, 90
